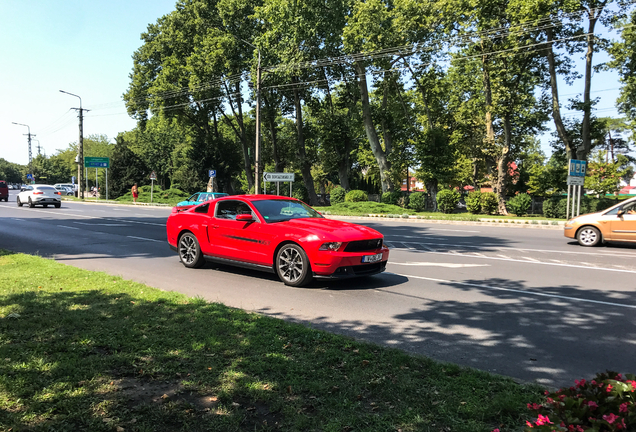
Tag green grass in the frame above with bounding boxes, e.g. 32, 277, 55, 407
315, 202, 562, 222
0, 251, 543, 432
115, 186, 189, 206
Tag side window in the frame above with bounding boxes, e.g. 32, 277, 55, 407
27, 186, 34, 191
198, 194, 209, 202
194, 203, 210, 214
623, 202, 636, 214
188, 193, 199, 202
215, 200, 256, 220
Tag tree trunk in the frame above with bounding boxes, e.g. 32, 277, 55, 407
337, 137, 351, 191
263, 94, 283, 172
546, 28, 575, 160
579, 7, 602, 161
354, 61, 394, 192
426, 180, 438, 212
495, 116, 512, 215
293, 84, 319, 206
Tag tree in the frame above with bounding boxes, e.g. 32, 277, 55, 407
109, 135, 150, 198
0, 159, 24, 183
584, 151, 631, 196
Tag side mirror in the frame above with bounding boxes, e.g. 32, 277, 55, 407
617, 209, 625, 217
236, 213, 254, 222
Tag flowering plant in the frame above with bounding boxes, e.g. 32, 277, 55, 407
523, 371, 635, 431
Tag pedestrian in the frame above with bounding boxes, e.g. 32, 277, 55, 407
131, 183, 138, 203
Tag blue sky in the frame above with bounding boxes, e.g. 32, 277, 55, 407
0, 1, 626, 166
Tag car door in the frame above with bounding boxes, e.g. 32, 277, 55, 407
609, 201, 636, 242
207, 199, 272, 264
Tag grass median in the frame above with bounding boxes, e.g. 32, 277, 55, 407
0, 251, 542, 431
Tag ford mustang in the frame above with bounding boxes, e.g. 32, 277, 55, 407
166, 195, 389, 286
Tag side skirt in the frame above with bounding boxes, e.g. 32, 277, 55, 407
203, 255, 275, 274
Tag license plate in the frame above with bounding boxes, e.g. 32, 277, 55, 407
362, 253, 382, 263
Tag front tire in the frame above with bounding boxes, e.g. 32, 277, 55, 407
28, 198, 35, 208
577, 226, 602, 247
17, 197, 23, 207
276, 244, 312, 287
178, 232, 205, 268
54, 203, 61, 208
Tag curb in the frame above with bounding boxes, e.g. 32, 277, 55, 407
326, 215, 564, 230
61, 198, 172, 208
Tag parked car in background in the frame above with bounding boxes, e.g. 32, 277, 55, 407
564, 197, 636, 246
0, 181, 8, 201
17, 185, 62, 208
54, 185, 74, 195
167, 195, 389, 287
175, 192, 228, 211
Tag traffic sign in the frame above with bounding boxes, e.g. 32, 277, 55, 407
26, 174, 33, 180
567, 176, 584, 186
263, 172, 295, 182
209, 170, 216, 178
84, 157, 110, 168
150, 171, 157, 180
569, 159, 587, 177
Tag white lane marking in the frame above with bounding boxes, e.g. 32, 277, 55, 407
523, 257, 540, 262
428, 228, 481, 233
391, 262, 490, 268
127, 235, 164, 243
73, 221, 130, 227
387, 272, 636, 310
392, 240, 636, 259
57, 225, 79, 230
401, 249, 636, 274
12, 218, 24, 221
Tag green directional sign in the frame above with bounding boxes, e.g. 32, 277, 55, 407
84, 157, 110, 168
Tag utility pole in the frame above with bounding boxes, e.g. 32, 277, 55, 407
33, 139, 41, 156
11, 122, 34, 178
255, 48, 262, 195
60, 90, 89, 199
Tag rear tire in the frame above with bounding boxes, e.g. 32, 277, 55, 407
54, 203, 61, 208
178, 232, 205, 268
28, 198, 34, 208
275, 243, 312, 287
17, 197, 23, 207
577, 226, 602, 247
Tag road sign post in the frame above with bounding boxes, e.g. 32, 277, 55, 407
150, 171, 157, 203
566, 159, 587, 219
84, 157, 110, 201
263, 172, 295, 197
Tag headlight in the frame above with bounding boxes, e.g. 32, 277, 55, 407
319, 242, 342, 251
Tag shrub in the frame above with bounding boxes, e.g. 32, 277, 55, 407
481, 192, 498, 215
436, 189, 461, 214
330, 186, 345, 205
345, 189, 368, 202
407, 192, 426, 212
523, 371, 636, 431
507, 193, 532, 217
397, 196, 409, 208
543, 198, 560, 218
381, 191, 402, 206
466, 192, 482, 214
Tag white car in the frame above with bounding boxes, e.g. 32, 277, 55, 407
17, 184, 62, 208
54, 185, 74, 195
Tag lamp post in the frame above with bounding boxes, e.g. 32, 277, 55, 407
11, 122, 34, 179
59, 90, 87, 199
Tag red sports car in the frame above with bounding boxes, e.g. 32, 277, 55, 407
166, 195, 389, 286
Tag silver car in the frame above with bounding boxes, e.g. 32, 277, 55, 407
17, 185, 62, 208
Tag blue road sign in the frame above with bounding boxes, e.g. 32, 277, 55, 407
209, 170, 216, 178
569, 159, 587, 177
26, 174, 33, 180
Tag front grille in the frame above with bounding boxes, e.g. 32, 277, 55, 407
351, 261, 386, 275
344, 238, 383, 252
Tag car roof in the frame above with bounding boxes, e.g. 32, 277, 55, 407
216, 194, 298, 202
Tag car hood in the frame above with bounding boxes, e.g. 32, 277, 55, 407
176, 201, 193, 207
280, 218, 382, 241
568, 211, 604, 224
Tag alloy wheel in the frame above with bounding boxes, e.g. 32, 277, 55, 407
578, 228, 599, 246
179, 234, 197, 265
278, 246, 304, 284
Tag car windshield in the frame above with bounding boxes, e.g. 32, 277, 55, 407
252, 199, 323, 223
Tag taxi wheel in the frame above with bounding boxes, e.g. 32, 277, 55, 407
276, 244, 312, 287
178, 232, 205, 268
577, 226, 601, 247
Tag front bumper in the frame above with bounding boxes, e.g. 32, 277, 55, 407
563, 225, 575, 239
311, 246, 390, 278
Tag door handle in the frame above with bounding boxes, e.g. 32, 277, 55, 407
211, 225, 219, 229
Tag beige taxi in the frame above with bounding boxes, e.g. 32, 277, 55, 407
564, 197, 636, 246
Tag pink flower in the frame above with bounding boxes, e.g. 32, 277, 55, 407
591, 380, 597, 385
575, 379, 586, 388
603, 413, 619, 424
526, 420, 534, 428
527, 403, 542, 410
606, 384, 613, 393
615, 374, 622, 380
619, 403, 629, 413
535, 414, 553, 425
492, 429, 500, 432
588, 401, 598, 410
559, 395, 566, 401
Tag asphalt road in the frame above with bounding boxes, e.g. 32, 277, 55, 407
1, 190, 635, 388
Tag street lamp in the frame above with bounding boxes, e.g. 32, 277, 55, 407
59, 90, 86, 199
11, 122, 33, 180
